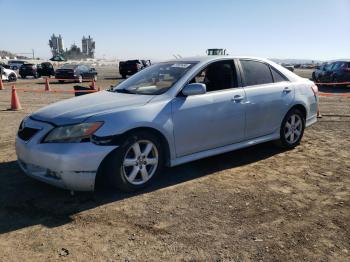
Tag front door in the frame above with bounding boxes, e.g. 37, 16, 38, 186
171, 60, 246, 157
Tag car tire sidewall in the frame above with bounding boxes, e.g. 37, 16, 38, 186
8, 74, 16, 82
104, 131, 164, 192
279, 109, 305, 149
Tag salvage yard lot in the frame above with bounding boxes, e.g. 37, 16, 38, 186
0, 68, 349, 261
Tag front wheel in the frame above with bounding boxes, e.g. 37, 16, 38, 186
278, 109, 305, 149
103, 131, 164, 192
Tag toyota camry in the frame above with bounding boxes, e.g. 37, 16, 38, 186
16, 56, 318, 192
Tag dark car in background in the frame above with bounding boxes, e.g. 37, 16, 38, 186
312, 60, 350, 86
8, 60, 26, 70
119, 59, 151, 78
55, 64, 97, 83
19, 62, 55, 79
19, 63, 40, 78
37, 62, 55, 77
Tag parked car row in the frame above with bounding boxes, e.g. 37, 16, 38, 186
1, 60, 98, 83
312, 60, 350, 85
19, 62, 55, 79
119, 59, 151, 78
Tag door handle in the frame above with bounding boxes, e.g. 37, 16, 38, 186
283, 87, 292, 93
231, 95, 244, 103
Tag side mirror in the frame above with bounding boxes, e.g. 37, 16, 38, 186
182, 83, 206, 96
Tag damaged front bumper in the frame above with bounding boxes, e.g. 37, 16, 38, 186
15, 117, 117, 191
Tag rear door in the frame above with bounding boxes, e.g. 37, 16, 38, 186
238, 59, 294, 139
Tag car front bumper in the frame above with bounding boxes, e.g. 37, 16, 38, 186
15, 117, 117, 191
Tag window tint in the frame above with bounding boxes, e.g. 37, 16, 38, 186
240, 60, 273, 86
270, 67, 287, 82
189, 60, 238, 92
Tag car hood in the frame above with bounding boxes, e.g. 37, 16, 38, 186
31, 91, 155, 125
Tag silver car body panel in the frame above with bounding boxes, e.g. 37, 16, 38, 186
16, 56, 318, 191
15, 117, 117, 191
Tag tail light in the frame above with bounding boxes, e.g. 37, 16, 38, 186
310, 84, 318, 96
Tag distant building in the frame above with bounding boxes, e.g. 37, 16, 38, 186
49, 34, 95, 60
49, 34, 64, 56
82, 35, 95, 58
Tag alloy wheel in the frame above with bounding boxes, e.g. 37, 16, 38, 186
122, 140, 159, 185
284, 114, 302, 144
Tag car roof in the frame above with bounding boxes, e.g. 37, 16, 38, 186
165, 56, 301, 82
165, 55, 282, 64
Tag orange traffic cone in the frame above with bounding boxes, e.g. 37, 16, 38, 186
0, 78, 4, 90
45, 77, 50, 91
91, 79, 96, 89
11, 86, 22, 111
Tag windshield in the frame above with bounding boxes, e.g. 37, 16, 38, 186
112, 61, 197, 95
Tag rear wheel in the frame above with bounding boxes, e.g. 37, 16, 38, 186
103, 131, 164, 192
8, 74, 17, 82
278, 108, 305, 149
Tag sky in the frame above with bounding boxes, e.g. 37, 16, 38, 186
1, 0, 349, 61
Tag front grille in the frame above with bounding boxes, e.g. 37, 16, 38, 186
18, 127, 40, 141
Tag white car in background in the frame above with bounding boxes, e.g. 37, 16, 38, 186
1, 66, 18, 82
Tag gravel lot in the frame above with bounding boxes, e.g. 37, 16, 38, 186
0, 68, 349, 261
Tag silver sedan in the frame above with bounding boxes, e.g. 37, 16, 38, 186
16, 56, 318, 192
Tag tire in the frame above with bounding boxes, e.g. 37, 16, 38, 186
278, 108, 305, 149
122, 74, 126, 79
21, 75, 26, 79
103, 131, 164, 192
34, 72, 39, 79
8, 74, 17, 82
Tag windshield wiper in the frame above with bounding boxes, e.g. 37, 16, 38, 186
112, 89, 136, 94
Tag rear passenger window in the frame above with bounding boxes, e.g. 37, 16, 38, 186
240, 60, 273, 86
270, 67, 287, 82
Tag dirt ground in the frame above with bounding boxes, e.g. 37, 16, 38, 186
0, 68, 349, 261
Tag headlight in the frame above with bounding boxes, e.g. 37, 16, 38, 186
43, 122, 103, 143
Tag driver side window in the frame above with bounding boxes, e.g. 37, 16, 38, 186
189, 60, 238, 92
